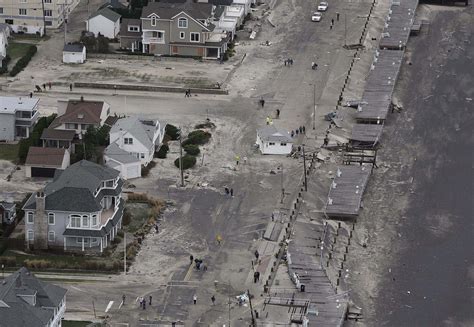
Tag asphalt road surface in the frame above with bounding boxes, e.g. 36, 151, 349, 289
373, 7, 474, 327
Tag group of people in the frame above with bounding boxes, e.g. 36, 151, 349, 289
137, 295, 152, 310
284, 58, 294, 66
224, 187, 234, 197
184, 89, 192, 97
290, 125, 306, 138
189, 255, 207, 271
30, 82, 53, 97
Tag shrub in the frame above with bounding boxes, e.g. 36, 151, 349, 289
165, 124, 180, 140
155, 144, 169, 158
0, 256, 16, 267
9, 45, 37, 77
184, 144, 200, 156
182, 130, 211, 147
122, 209, 132, 226
195, 121, 216, 129
141, 160, 156, 177
174, 154, 196, 170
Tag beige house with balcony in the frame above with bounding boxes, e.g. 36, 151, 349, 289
141, 0, 229, 59
0, 0, 80, 34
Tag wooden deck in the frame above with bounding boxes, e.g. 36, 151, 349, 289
350, 124, 384, 144
324, 166, 371, 218
379, 0, 420, 50
356, 50, 404, 122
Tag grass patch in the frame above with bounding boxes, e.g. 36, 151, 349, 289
62, 321, 93, 327
7, 42, 35, 61
123, 203, 150, 234
0, 143, 19, 162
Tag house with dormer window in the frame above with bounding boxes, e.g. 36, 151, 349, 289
141, 0, 229, 59
22, 160, 124, 253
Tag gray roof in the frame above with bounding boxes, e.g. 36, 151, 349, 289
0, 267, 67, 327
89, 7, 121, 22
40, 128, 76, 141
142, 1, 213, 21
105, 143, 141, 164
257, 125, 293, 143
23, 160, 120, 212
63, 43, 85, 53
111, 116, 159, 149
0, 201, 15, 211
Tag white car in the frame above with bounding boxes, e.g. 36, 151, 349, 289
318, 2, 328, 11
311, 12, 322, 22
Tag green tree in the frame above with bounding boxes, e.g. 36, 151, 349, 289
96, 34, 110, 53
18, 114, 57, 164
80, 32, 97, 52
165, 124, 180, 140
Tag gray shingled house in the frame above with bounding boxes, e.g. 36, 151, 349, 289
0, 267, 67, 327
23, 160, 124, 253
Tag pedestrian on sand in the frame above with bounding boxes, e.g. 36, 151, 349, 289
235, 155, 240, 165
254, 271, 259, 283
276, 109, 280, 118
211, 295, 216, 305
188, 89, 192, 97
330, 24, 333, 30
190, 255, 194, 265
230, 188, 234, 197
295, 129, 299, 135
256, 271, 260, 282
225, 187, 229, 195
243, 156, 248, 164
271, 213, 274, 221
259, 98, 265, 108
284, 59, 287, 66
291, 131, 294, 138
29, 92, 33, 98
323, 137, 329, 147
331, 18, 334, 25
122, 294, 126, 305
48, 82, 52, 89
290, 58, 294, 65
254, 250, 259, 260
143, 300, 146, 310
69, 83, 73, 91
302, 126, 306, 133
336, 12, 340, 21
42, 84, 46, 91
193, 294, 197, 304
299, 126, 302, 133
149, 295, 152, 305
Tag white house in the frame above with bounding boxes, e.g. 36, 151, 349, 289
256, 125, 293, 155
233, 0, 252, 16
0, 96, 40, 141
63, 44, 86, 64
109, 116, 164, 167
86, 7, 121, 39
104, 143, 142, 180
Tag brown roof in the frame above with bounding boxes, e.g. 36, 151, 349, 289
104, 115, 119, 127
41, 128, 76, 141
25, 147, 67, 167
50, 100, 105, 128
120, 18, 141, 38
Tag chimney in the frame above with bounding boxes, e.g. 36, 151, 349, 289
33, 191, 48, 250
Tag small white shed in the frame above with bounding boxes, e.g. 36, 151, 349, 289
104, 143, 141, 180
256, 125, 293, 155
86, 7, 121, 39
63, 44, 86, 64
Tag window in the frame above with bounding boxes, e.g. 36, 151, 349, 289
27, 230, 34, 241
151, 17, 156, 26
281, 143, 287, 146
82, 215, 89, 228
27, 212, 34, 224
91, 238, 99, 245
45, 21, 52, 26
128, 25, 139, 32
70, 215, 81, 228
190, 33, 200, 42
5, 19, 13, 25
91, 215, 98, 227
44, 10, 52, 17
140, 153, 145, 159
178, 18, 188, 28
19, 9, 27, 16
106, 180, 114, 187
269, 142, 275, 146
124, 138, 133, 144
179, 31, 185, 39
44, 0, 52, 3
0, 8, 3, 14
48, 213, 55, 225
76, 237, 88, 244
48, 231, 55, 242
81, 124, 86, 130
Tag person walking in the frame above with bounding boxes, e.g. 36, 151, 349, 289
42, 83, 46, 91
69, 83, 73, 91
193, 294, 197, 304
29, 92, 33, 98
225, 187, 229, 195
271, 213, 274, 221
190, 255, 194, 265
211, 295, 216, 305
122, 294, 126, 305
276, 109, 280, 118
149, 295, 152, 305
235, 155, 240, 165
230, 188, 234, 197
254, 250, 259, 260
48, 81, 52, 89
336, 12, 340, 21
243, 156, 248, 165
331, 18, 334, 25
254, 271, 259, 283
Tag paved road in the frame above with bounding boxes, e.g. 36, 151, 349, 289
373, 8, 474, 327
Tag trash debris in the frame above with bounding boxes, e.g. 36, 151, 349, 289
466, 97, 472, 101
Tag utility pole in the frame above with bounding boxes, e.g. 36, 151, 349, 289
313, 84, 316, 130
123, 232, 126, 274
247, 289, 256, 326
280, 164, 284, 204
303, 145, 307, 191
228, 280, 231, 327
179, 129, 184, 187
344, 13, 347, 47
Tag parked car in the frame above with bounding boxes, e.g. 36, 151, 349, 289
318, 2, 328, 11
312, 12, 322, 22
